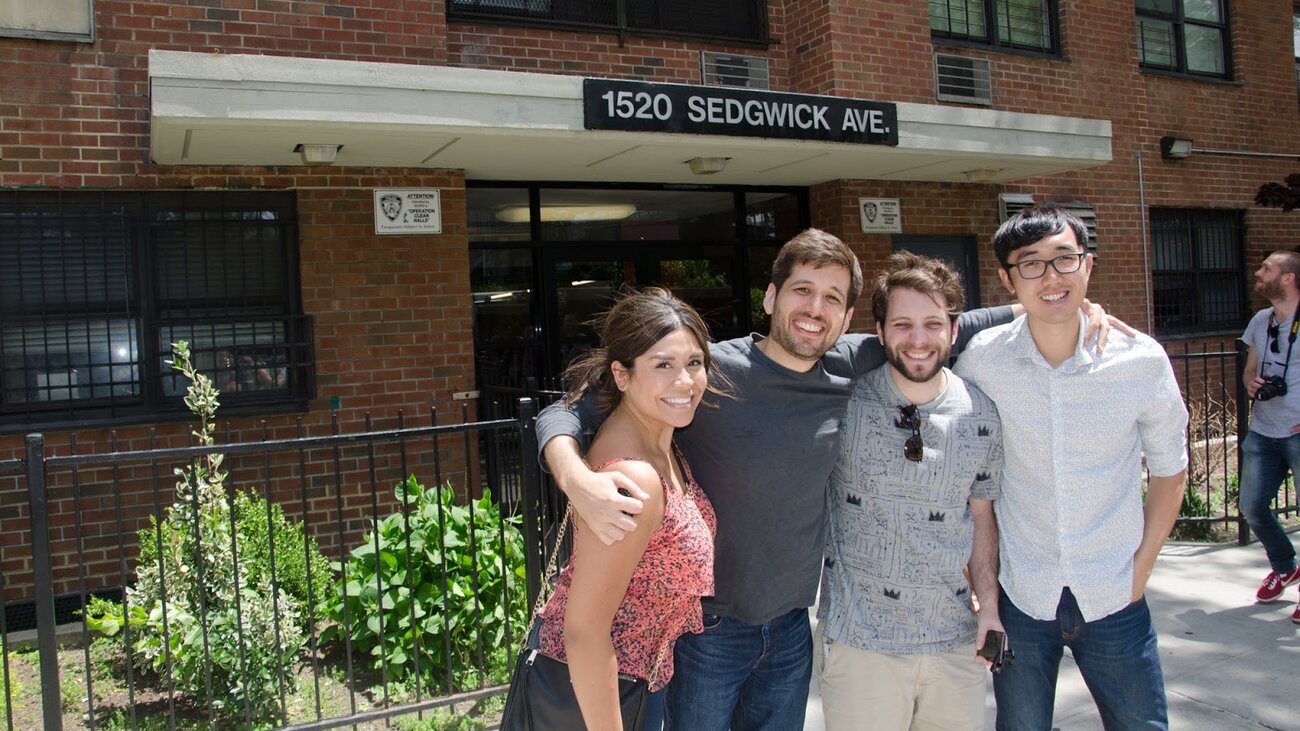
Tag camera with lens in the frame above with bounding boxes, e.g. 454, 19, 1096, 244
1256, 375, 1289, 402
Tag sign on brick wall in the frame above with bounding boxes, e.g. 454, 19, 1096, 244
859, 198, 902, 233
374, 189, 442, 235
583, 79, 898, 146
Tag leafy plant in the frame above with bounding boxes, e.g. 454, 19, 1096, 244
85, 341, 328, 728
320, 477, 527, 694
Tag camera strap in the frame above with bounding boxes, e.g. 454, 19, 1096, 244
1269, 303, 1300, 380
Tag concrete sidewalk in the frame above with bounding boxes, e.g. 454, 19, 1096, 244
805, 540, 1300, 730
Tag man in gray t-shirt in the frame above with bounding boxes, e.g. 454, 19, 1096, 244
1240, 250, 1300, 610
817, 252, 1003, 731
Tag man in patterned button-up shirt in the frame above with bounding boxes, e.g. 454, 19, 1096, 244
954, 205, 1188, 731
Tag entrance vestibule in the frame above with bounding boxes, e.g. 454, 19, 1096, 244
469, 184, 807, 395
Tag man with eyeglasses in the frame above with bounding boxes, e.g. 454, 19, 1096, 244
816, 252, 1004, 731
1239, 250, 1300, 617
953, 205, 1188, 730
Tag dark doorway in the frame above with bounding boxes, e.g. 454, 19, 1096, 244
469, 184, 806, 408
891, 234, 981, 310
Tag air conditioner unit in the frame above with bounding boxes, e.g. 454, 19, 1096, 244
935, 53, 992, 105
701, 51, 771, 90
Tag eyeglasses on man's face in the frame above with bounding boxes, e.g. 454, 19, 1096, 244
1008, 252, 1086, 280
895, 404, 924, 462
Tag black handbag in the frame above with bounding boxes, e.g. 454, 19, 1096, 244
499, 505, 661, 731
498, 646, 648, 731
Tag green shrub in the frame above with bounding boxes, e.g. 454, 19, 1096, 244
320, 476, 527, 693
86, 341, 327, 728
233, 492, 335, 614
1170, 483, 1216, 542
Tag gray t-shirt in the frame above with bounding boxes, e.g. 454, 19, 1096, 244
1243, 307, 1300, 439
535, 307, 1013, 626
817, 365, 1002, 656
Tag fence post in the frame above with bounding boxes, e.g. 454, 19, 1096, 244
25, 433, 63, 731
1236, 341, 1252, 546
517, 398, 544, 609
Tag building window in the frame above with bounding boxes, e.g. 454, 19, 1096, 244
1150, 208, 1247, 336
448, 0, 769, 44
1293, 12, 1299, 100
930, 0, 1058, 54
1137, 0, 1231, 78
0, 191, 313, 430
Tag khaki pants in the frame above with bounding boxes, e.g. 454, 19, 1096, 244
816, 627, 987, 731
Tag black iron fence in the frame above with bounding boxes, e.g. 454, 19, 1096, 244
1163, 340, 1296, 542
2, 399, 566, 731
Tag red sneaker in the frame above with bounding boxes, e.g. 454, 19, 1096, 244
1293, 600, 1300, 625
1256, 567, 1300, 603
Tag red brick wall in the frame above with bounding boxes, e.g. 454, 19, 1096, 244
0, 1, 446, 186
0, 1, 472, 606
3, 0, 1300, 603
0, 168, 479, 604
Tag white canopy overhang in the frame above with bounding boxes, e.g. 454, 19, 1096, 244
148, 50, 1112, 186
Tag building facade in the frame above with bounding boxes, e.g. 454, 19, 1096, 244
0, 0, 1297, 606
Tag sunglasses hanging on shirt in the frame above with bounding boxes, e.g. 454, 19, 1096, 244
895, 404, 924, 462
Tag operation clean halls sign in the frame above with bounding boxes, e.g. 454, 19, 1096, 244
582, 79, 898, 146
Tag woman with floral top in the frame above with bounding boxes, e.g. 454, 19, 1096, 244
536, 287, 731, 730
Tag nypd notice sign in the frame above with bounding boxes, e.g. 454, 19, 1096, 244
583, 79, 898, 146
374, 188, 441, 235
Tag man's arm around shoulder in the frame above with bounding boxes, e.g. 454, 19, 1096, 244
536, 398, 648, 546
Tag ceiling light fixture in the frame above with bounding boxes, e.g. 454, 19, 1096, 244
1160, 136, 1193, 160
687, 156, 731, 175
294, 143, 342, 165
495, 204, 637, 223
962, 168, 1001, 183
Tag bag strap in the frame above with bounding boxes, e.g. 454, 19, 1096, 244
527, 502, 572, 626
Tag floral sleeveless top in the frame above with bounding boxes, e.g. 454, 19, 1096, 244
537, 444, 715, 692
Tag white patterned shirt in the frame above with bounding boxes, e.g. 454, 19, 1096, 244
818, 365, 1003, 655
953, 314, 1188, 622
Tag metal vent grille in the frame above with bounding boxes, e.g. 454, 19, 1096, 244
935, 53, 992, 105
999, 194, 1098, 255
1064, 204, 1099, 255
701, 51, 771, 89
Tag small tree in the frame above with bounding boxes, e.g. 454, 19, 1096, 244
1255, 174, 1300, 212
87, 341, 329, 728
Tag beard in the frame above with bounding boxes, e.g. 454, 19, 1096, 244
1258, 278, 1286, 301
767, 315, 836, 362
885, 341, 951, 384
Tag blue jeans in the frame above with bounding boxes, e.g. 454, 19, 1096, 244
1240, 431, 1300, 574
664, 608, 813, 731
643, 688, 665, 731
994, 588, 1167, 731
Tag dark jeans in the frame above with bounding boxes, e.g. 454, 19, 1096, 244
1240, 431, 1300, 574
994, 588, 1167, 731
664, 607, 813, 731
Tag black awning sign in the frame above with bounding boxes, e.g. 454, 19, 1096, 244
583, 79, 898, 146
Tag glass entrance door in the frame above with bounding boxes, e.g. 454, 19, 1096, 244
547, 244, 737, 374
468, 184, 807, 401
